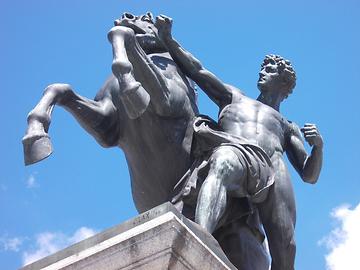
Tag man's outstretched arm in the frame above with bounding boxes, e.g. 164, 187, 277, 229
155, 15, 232, 107
286, 123, 323, 184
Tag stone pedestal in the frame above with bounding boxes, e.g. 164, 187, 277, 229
21, 203, 236, 270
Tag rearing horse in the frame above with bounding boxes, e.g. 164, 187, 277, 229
22, 12, 198, 213
22, 12, 270, 269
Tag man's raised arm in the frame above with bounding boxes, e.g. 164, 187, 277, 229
155, 15, 232, 107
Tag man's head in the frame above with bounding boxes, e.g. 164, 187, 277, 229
257, 54, 296, 98
114, 12, 167, 54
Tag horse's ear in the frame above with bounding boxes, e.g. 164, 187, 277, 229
146, 12, 154, 21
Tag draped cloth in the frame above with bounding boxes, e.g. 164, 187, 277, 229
171, 115, 275, 233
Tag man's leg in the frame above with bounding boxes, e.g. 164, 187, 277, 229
214, 218, 270, 270
195, 146, 246, 233
258, 168, 296, 270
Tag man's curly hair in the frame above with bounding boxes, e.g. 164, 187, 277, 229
261, 54, 297, 96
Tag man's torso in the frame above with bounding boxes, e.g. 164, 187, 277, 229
218, 91, 291, 160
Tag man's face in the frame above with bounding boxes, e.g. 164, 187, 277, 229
257, 60, 286, 94
257, 58, 293, 99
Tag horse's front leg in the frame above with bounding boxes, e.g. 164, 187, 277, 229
108, 26, 179, 118
108, 26, 150, 119
23, 83, 119, 165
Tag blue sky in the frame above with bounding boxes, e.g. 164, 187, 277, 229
1, 0, 359, 269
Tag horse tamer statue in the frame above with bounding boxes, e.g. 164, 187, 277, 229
22, 12, 270, 270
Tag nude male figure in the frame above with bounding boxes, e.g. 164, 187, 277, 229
156, 15, 323, 270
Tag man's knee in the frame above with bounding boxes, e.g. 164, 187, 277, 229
210, 146, 240, 171
208, 146, 245, 187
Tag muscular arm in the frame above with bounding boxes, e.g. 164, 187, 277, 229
286, 123, 323, 184
157, 17, 232, 107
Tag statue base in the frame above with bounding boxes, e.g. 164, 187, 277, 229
20, 203, 236, 270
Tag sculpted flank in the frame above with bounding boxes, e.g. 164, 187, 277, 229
156, 15, 323, 270
22, 12, 198, 212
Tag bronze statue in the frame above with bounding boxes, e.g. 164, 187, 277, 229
22, 12, 199, 213
156, 14, 323, 270
22, 12, 269, 269
22, 12, 323, 270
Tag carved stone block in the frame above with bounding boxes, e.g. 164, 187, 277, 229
20, 203, 236, 270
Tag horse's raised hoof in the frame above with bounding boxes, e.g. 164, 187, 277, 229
22, 134, 53, 165
107, 26, 135, 43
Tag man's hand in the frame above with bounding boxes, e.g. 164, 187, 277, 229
155, 14, 173, 41
301, 123, 323, 148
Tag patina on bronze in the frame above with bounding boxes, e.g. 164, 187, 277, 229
22, 12, 199, 213
23, 12, 323, 270
22, 12, 273, 270
156, 14, 323, 270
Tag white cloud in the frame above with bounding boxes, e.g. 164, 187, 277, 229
22, 227, 97, 266
0, 236, 24, 252
320, 203, 360, 270
26, 175, 38, 188
69, 227, 97, 243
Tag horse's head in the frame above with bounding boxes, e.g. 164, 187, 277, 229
114, 12, 166, 54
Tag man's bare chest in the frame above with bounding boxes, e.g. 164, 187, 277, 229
218, 99, 289, 153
